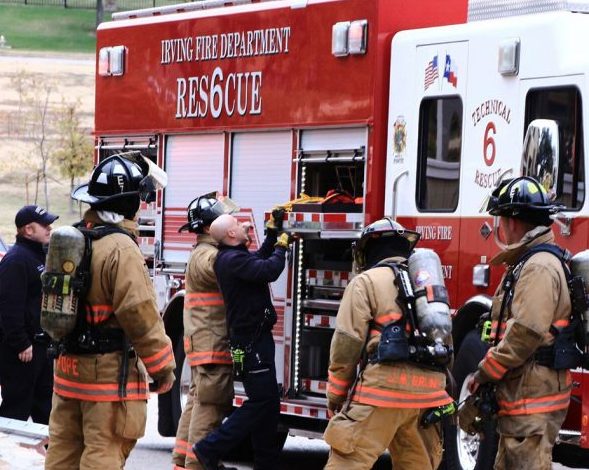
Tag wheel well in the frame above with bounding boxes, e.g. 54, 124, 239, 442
452, 295, 492, 354
162, 294, 184, 344
157, 294, 185, 437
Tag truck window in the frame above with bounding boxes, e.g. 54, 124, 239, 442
525, 87, 585, 210
416, 97, 463, 211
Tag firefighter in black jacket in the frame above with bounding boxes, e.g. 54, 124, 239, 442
0, 205, 58, 424
192, 212, 292, 470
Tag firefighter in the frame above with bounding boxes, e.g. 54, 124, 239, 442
44, 153, 176, 470
467, 176, 572, 470
172, 193, 235, 470
192, 212, 291, 470
324, 218, 452, 470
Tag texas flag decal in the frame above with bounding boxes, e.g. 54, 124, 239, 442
444, 54, 458, 87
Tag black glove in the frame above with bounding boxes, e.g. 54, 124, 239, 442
267, 208, 285, 232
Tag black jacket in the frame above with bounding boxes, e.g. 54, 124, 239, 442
214, 231, 286, 339
0, 236, 46, 352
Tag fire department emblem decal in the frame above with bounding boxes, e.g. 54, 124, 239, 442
393, 116, 407, 160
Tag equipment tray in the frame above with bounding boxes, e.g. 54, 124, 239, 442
291, 203, 362, 213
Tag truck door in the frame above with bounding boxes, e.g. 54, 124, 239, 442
386, 41, 469, 307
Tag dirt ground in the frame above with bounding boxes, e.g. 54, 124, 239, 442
0, 49, 95, 244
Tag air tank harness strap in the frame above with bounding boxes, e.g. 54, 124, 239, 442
367, 261, 413, 365
533, 325, 561, 366
367, 317, 409, 365
64, 328, 133, 355
415, 284, 450, 306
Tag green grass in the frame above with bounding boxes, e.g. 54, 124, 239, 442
0, 4, 98, 53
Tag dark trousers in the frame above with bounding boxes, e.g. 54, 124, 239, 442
0, 342, 53, 424
195, 331, 280, 470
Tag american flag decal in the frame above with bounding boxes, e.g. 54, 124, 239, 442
424, 55, 439, 91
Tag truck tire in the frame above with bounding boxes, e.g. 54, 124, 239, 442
171, 335, 189, 422
552, 443, 589, 468
443, 330, 498, 470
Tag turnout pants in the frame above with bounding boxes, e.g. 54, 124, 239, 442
172, 364, 233, 469
194, 331, 280, 470
0, 342, 53, 424
494, 408, 568, 470
324, 403, 443, 470
45, 394, 147, 470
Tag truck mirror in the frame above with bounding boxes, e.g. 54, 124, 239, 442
520, 119, 560, 199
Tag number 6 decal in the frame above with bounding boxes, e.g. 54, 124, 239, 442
484, 121, 496, 166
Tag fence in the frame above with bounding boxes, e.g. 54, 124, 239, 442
0, 0, 189, 10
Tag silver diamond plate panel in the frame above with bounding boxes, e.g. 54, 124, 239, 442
468, 0, 589, 21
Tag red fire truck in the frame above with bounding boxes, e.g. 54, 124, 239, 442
94, 0, 589, 467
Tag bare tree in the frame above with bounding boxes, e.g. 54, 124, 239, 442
52, 100, 94, 213
9, 71, 55, 209
30, 80, 53, 209
8, 70, 31, 137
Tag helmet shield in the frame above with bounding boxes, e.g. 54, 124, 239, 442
125, 152, 168, 202
353, 217, 420, 271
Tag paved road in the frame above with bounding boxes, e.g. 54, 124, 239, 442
125, 395, 388, 468
126, 396, 341, 469
125, 394, 586, 469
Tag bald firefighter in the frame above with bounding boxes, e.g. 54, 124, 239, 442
44, 153, 176, 470
192, 212, 291, 470
172, 193, 235, 470
324, 218, 452, 469
467, 176, 574, 469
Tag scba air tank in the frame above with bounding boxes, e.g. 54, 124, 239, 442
570, 250, 589, 342
40, 226, 86, 341
408, 248, 452, 343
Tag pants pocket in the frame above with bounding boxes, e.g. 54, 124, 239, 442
114, 400, 147, 440
323, 403, 375, 454
196, 365, 234, 405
